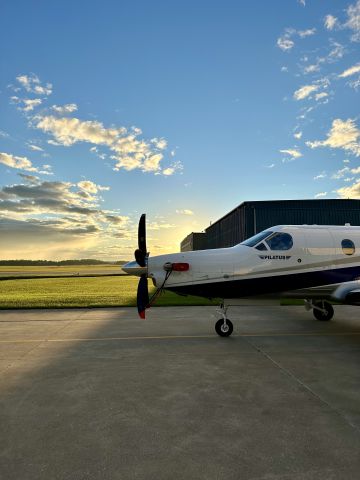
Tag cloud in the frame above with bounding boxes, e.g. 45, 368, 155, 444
315, 192, 327, 198
176, 209, 194, 216
11, 96, 42, 112
351, 166, 360, 174
277, 36, 294, 52
77, 180, 110, 194
332, 167, 350, 179
277, 27, 316, 52
313, 172, 326, 180
339, 64, 360, 78
16, 74, 52, 96
298, 28, 316, 38
306, 119, 360, 157
337, 180, 360, 198
345, 0, 360, 42
324, 15, 337, 30
315, 92, 328, 101
294, 131, 303, 139
280, 149, 302, 161
298, 0, 306, 6
17, 173, 40, 184
0, 179, 129, 243
0, 152, 39, 172
34, 115, 177, 175
27, 144, 44, 152
293, 84, 319, 100
0, 130, 10, 138
52, 104, 78, 114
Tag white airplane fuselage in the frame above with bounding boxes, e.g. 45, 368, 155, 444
147, 225, 360, 301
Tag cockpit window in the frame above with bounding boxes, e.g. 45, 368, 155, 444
255, 242, 268, 251
342, 239, 355, 255
266, 232, 293, 251
241, 231, 273, 247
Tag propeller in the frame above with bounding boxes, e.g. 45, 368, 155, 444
135, 214, 149, 319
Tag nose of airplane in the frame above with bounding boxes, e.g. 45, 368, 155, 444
122, 260, 147, 277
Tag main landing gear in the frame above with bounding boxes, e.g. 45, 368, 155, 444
304, 299, 334, 321
215, 303, 234, 337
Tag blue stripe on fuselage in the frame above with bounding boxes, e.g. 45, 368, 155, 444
165, 265, 360, 299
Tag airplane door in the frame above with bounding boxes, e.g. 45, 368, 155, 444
304, 228, 335, 268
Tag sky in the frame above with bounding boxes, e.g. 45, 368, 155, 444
0, 0, 360, 261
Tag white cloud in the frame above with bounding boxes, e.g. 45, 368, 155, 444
265, 163, 275, 168
293, 84, 319, 100
298, 28, 316, 38
176, 209, 194, 216
52, 104, 78, 114
11, 96, 42, 112
339, 64, 360, 78
304, 64, 320, 74
324, 15, 337, 30
0, 152, 39, 172
27, 144, 44, 152
77, 180, 110, 194
315, 192, 327, 198
351, 166, 360, 174
313, 172, 326, 180
280, 149, 302, 161
0, 130, 9, 138
294, 131, 303, 139
306, 119, 360, 157
298, 0, 306, 6
34, 115, 175, 174
16, 74, 52, 96
277, 37, 294, 51
332, 167, 350, 179
315, 92, 328, 101
345, 0, 360, 42
337, 180, 360, 198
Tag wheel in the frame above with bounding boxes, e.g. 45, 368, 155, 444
313, 301, 334, 321
215, 318, 233, 337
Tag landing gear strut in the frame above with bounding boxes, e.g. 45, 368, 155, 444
215, 303, 234, 337
305, 299, 334, 321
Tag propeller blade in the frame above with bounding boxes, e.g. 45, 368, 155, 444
137, 274, 149, 319
135, 214, 147, 267
138, 213, 147, 254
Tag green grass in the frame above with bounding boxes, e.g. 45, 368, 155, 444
0, 264, 123, 278
0, 276, 218, 309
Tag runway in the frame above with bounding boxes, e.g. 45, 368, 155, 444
1, 305, 360, 479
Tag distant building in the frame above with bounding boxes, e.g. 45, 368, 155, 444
180, 232, 207, 252
180, 199, 360, 251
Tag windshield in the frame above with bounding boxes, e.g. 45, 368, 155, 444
241, 230, 273, 247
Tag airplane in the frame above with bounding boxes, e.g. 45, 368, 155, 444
122, 214, 360, 337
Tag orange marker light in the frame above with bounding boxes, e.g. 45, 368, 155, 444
172, 263, 190, 271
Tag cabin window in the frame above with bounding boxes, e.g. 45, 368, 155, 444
266, 232, 293, 251
255, 242, 267, 251
241, 230, 273, 247
341, 239, 355, 255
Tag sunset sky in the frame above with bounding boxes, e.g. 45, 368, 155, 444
1, 0, 360, 260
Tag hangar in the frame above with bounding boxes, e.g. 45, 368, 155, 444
180, 199, 360, 251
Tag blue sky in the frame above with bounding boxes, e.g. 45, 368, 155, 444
0, 0, 359, 260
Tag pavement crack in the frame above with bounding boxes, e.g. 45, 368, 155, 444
243, 335, 360, 435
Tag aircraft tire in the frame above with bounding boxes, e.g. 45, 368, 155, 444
215, 319, 233, 337
313, 301, 334, 321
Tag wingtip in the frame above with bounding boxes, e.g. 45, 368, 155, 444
139, 310, 146, 320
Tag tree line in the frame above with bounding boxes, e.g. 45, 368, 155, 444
0, 259, 125, 266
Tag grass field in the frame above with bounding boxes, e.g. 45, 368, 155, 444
0, 264, 123, 278
0, 275, 218, 309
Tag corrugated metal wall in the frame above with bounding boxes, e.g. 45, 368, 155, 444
204, 200, 360, 249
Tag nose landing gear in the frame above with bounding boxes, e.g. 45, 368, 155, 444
215, 303, 234, 337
